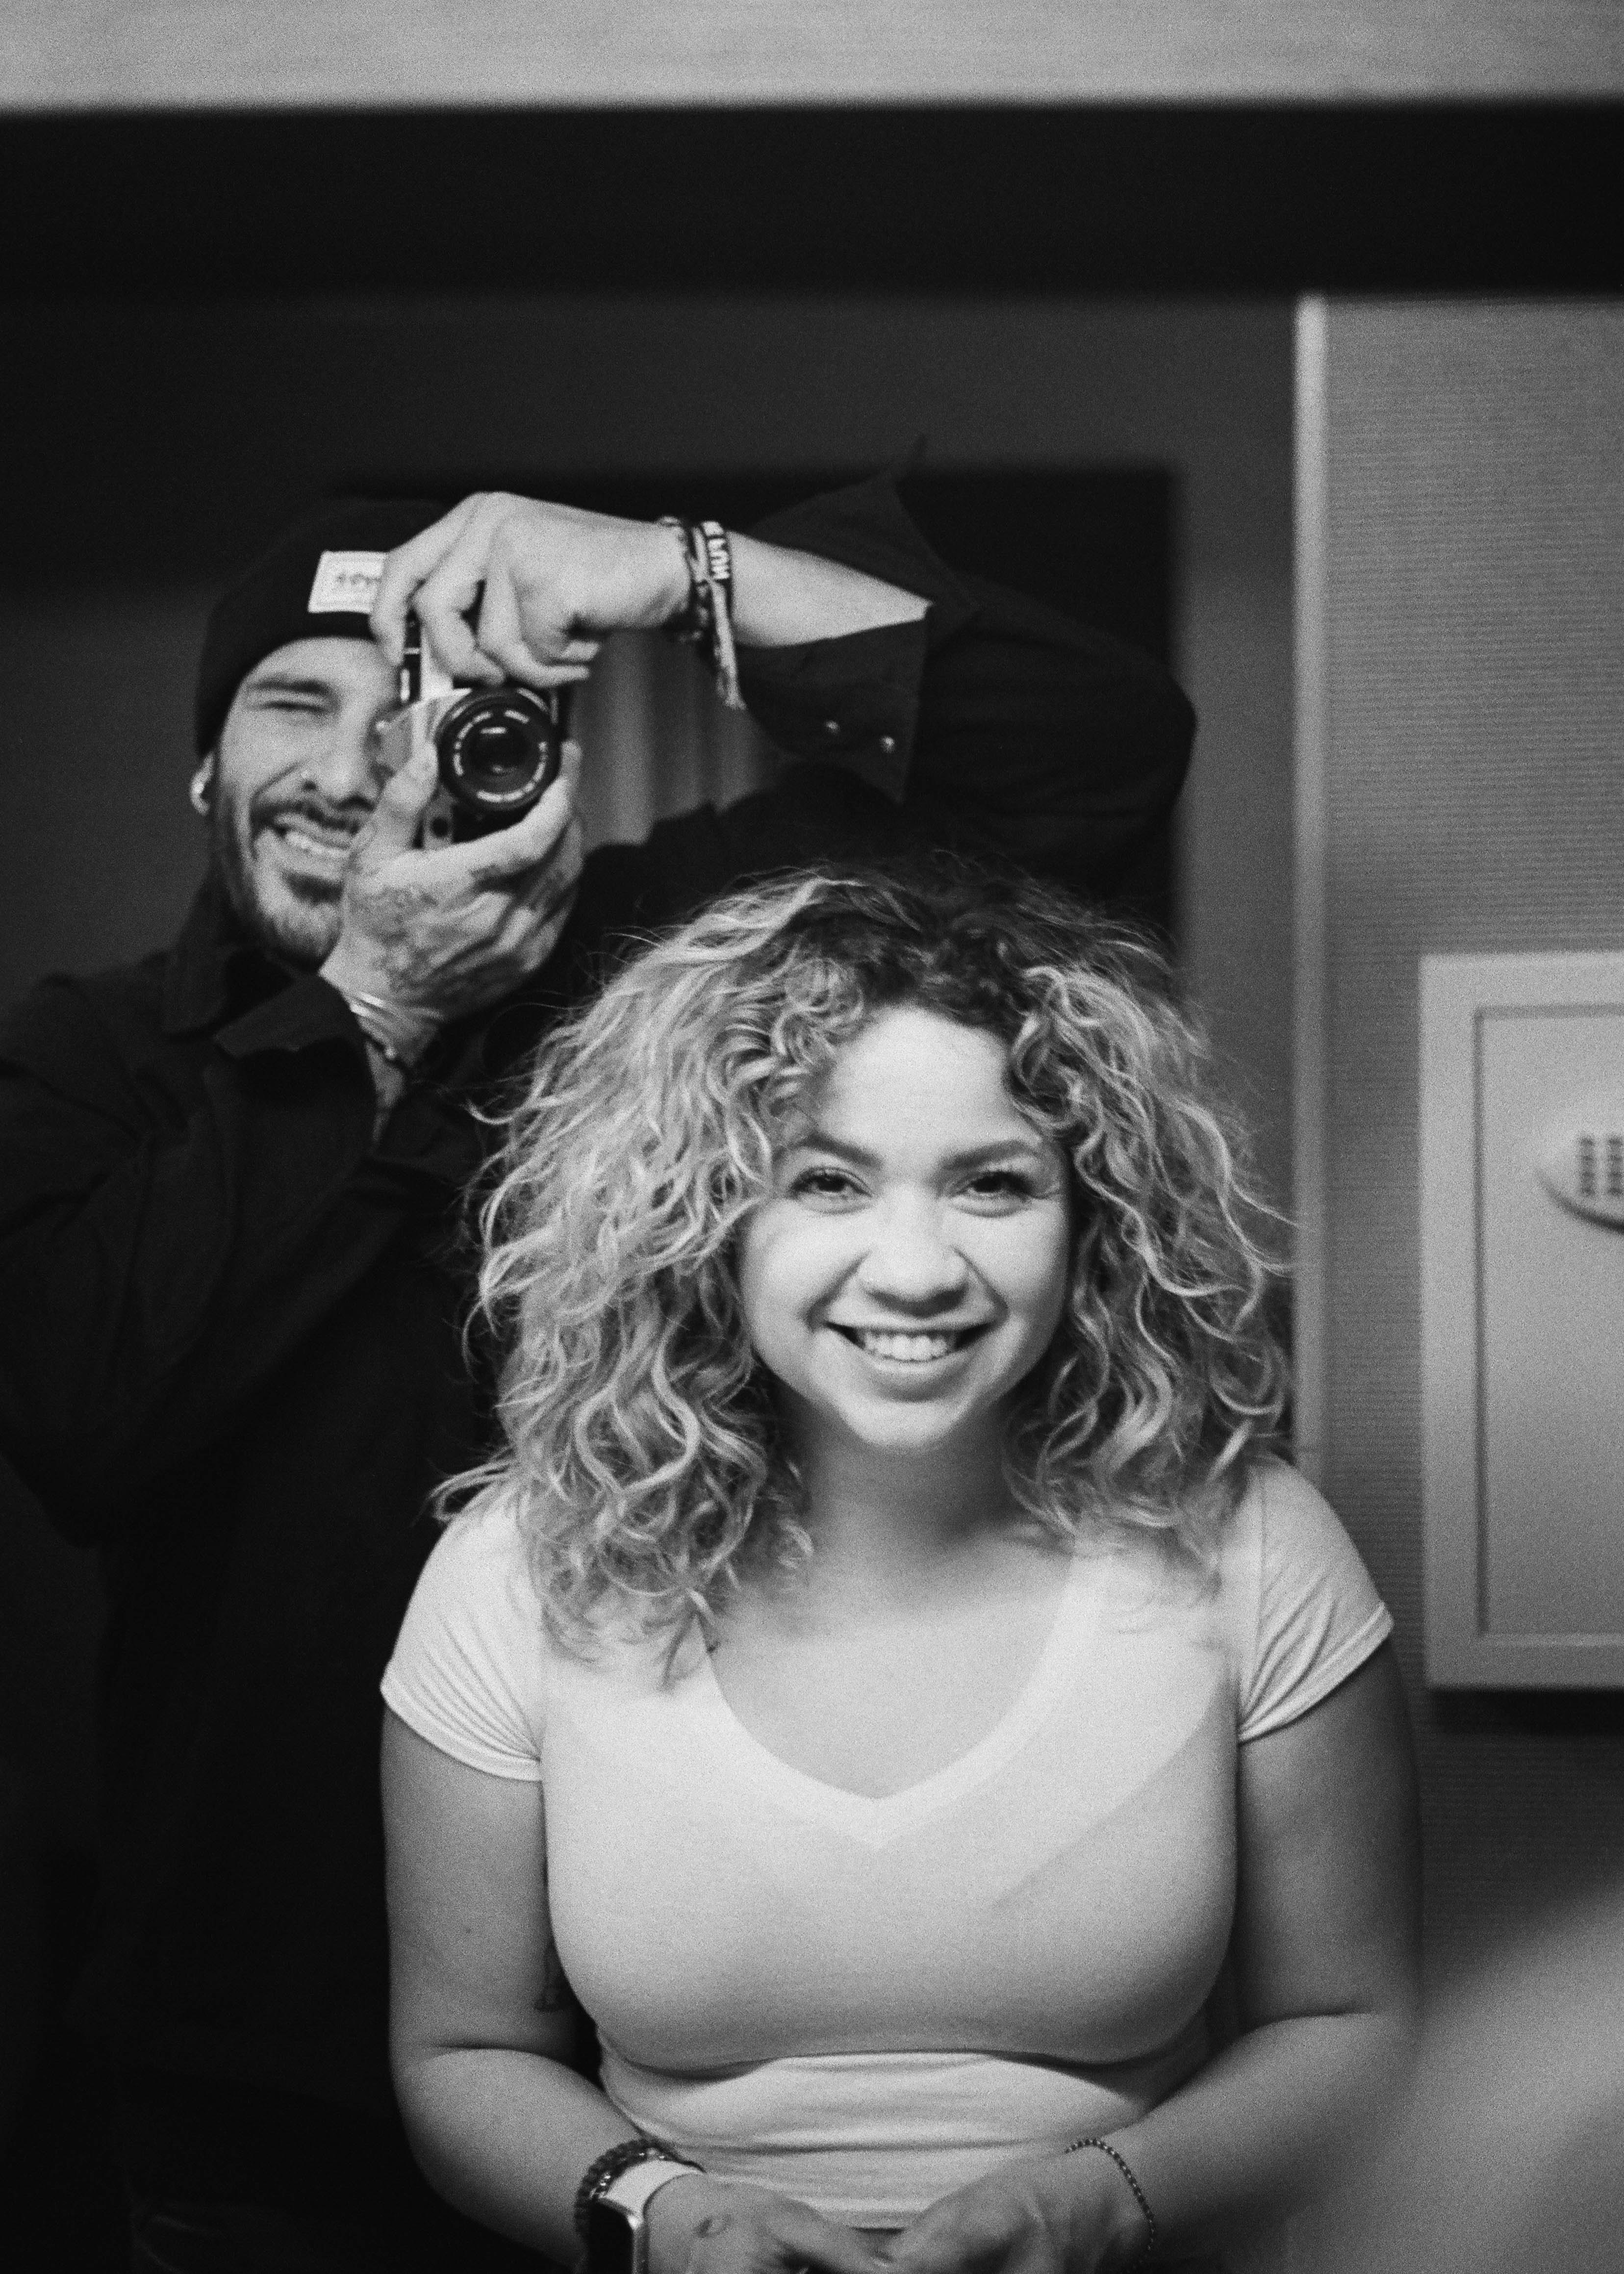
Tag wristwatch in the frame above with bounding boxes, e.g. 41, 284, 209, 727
583, 2155, 700, 2274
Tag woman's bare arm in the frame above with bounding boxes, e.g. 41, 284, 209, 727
383, 1710, 635, 2257
383, 1710, 888, 2274
1106, 1641, 1422, 2250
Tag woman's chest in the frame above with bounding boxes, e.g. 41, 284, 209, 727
705, 1581, 1073, 1799
542, 1633, 1238, 2067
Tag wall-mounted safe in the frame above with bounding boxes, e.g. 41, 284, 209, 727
1421, 951, 1624, 1686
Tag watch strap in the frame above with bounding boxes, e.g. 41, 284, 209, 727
600, 2158, 703, 2218
576, 2137, 705, 2247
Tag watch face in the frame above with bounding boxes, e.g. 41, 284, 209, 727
585, 2198, 642, 2274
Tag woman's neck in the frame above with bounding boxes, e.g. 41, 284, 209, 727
787, 1426, 1021, 1610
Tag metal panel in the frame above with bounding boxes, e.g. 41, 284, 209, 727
1421, 950, 1624, 1685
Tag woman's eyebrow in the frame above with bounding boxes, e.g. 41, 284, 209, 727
785, 1129, 875, 1165
939, 1138, 1051, 1171
787, 1130, 1048, 1170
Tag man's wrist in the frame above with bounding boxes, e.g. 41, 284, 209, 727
649, 518, 698, 628
318, 955, 442, 1069
724, 531, 927, 650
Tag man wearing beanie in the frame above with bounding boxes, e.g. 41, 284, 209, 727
0, 477, 1194, 2270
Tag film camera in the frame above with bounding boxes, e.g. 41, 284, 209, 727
380, 609, 566, 844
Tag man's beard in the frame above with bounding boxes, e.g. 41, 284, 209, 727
210, 790, 349, 970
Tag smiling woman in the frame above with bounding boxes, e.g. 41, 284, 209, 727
379, 860, 1420, 2274
739, 1008, 1073, 1466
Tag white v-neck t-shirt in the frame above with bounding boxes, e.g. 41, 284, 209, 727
382, 1459, 1390, 2225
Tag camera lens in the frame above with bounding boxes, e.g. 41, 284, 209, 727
433, 688, 562, 824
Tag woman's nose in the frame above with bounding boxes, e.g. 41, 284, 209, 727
856, 1201, 971, 1307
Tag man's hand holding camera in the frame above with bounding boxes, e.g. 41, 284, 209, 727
318, 490, 929, 1111
318, 734, 584, 1064
319, 494, 681, 1098
323, 496, 691, 1047
372, 493, 690, 690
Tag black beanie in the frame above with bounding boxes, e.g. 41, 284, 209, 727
194, 496, 446, 754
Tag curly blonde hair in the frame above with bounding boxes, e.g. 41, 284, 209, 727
446, 861, 1288, 1648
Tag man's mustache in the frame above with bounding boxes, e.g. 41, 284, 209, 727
250, 790, 372, 839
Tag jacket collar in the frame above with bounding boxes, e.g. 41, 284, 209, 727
161, 869, 299, 1037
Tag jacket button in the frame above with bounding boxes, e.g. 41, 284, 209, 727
879, 735, 897, 755
822, 717, 842, 738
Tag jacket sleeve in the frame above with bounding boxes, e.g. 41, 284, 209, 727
558, 472, 1196, 947
0, 966, 482, 1539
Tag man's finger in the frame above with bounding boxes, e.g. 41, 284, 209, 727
475, 576, 601, 690
356, 742, 439, 861
457, 774, 580, 884
519, 817, 584, 912
371, 494, 484, 662
471, 572, 551, 686
495, 821, 581, 928
412, 549, 495, 684
401, 767, 576, 892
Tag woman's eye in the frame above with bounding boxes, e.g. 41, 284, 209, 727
961, 1171, 1036, 1205
790, 1166, 863, 1202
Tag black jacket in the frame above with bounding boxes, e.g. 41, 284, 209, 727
0, 479, 1192, 2197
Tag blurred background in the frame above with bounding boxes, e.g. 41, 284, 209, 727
2, 6, 1623, 2264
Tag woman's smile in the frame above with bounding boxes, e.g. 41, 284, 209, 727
738, 1005, 1073, 1461
830, 1322, 989, 1364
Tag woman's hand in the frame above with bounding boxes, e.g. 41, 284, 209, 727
880, 2153, 1149, 2274
646, 2172, 888, 2274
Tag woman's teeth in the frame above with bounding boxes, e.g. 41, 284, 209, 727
852, 1329, 964, 1363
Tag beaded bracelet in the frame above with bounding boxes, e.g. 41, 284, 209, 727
573, 2137, 705, 2245
1064, 2136, 1158, 2261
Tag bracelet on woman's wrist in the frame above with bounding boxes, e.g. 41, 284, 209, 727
1063, 2136, 1158, 2263
573, 2137, 705, 2248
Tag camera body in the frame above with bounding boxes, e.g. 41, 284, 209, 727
379, 610, 565, 845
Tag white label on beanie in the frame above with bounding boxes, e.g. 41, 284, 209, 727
308, 550, 387, 614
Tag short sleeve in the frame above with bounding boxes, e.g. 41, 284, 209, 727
381, 1504, 549, 1780
1234, 1462, 1394, 1743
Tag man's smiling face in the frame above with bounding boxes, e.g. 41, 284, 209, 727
210, 636, 398, 966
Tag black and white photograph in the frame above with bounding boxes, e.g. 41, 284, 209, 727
1, 9, 1622, 2271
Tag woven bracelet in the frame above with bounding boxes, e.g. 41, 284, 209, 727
657, 516, 745, 712
1064, 2136, 1158, 2261
693, 519, 743, 712
657, 517, 709, 644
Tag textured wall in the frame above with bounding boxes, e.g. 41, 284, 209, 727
1306, 302, 1624, 1972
